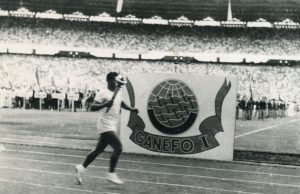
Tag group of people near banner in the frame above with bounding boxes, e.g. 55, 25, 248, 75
2, 84, 299, 119
0, 85, 100, 111
236, 95, 299, 121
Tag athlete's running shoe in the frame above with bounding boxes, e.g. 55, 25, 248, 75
106, 172, 124, 184
75, 164, 85, 185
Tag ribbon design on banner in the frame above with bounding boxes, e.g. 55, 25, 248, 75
126, 78, 231, 154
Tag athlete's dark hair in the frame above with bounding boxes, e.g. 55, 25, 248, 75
106, 72, 118, 82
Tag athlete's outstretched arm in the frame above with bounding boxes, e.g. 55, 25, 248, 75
121, 101, 139, 113
91, 100, 113, 111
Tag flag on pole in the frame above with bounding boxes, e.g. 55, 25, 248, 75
49, 67, 56, 89
2, 64, 13, 88
64, 77, 70, 93
8, 80, 13, 89
35, 67, 40, 87
51, 76, 56, 89
116, 0, 124, 13
249, 75, 254, 101
249, 84, 253, 101
84, 84, 88, 94
278, 94, 283, 101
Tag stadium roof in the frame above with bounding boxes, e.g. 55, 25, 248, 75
0, 0, 299, 22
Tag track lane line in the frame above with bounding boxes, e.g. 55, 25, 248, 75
0, 138, 72, 146
0, 178, 117, 194
0, 157, 299, 188
3, 148, 300, 175
0, 165, 261, 194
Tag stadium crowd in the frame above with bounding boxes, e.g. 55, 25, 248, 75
0, 55, 299, 117
0, 17, 299, 118
1, 18, 300, 55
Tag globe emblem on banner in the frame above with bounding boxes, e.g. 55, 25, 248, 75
147, 79, 199, 135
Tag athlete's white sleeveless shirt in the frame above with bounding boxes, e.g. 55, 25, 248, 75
95, 88, 123, 133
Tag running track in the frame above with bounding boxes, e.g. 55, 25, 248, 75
0, 144, 299, 194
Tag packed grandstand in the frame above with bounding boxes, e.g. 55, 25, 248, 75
0, 0, 299, 119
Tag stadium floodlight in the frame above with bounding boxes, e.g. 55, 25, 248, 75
161, 55, 196, 63
63, 11, 89, 22
268, 55, 299, 66
169, 15, 193, 27
0, 8, 9, 16
116, 14, 142, 24
9, 7, 35, 18
274, 18, 300, 29
247, 18, 273, 28
194, 17, 221, 27
36, 10, 63, 20
90, 12, 116, 23
266, 59, 295, 66
55, 50, 92, 58
142, 16, 168, 25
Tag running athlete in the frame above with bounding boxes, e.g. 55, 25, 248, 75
75, 72, 138, 185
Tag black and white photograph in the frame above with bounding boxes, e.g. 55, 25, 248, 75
0, 0, 299, 193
